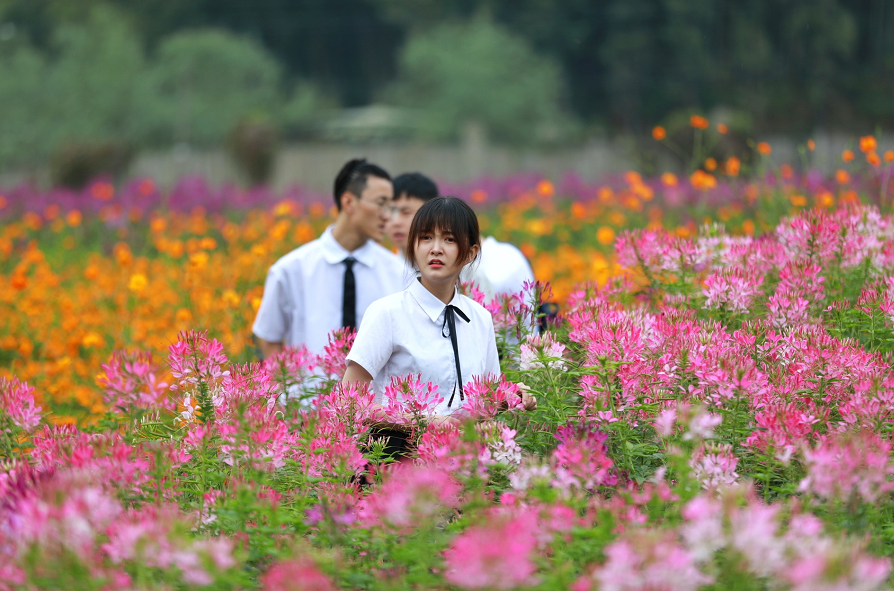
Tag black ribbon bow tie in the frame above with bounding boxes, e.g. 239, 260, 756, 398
441, 304, 471, 408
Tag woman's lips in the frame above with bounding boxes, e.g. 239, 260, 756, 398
429, 259, 444, 268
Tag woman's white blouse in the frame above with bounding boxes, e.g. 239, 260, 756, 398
346, 279, 501, 416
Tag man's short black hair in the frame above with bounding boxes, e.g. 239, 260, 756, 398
393, 172, 438, 202
333, 158, 391, 211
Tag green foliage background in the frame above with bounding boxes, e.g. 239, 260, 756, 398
0, 0, 892, 167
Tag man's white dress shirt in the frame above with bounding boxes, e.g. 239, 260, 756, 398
253, 227, 404, 355
466, 236, 535, 300
346, 279, 501, 416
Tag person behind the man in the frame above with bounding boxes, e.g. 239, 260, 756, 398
384, 172, 533, 299
253, 158, 404, 358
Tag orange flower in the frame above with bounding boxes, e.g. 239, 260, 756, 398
867, 151, 881, 168
471, 189, 488, 203
789, 194, 807, 207
741, 219, 755, 236
652, 126, 667, 140
725, 157, 741, 177
756, 142, 772, 156
596, 226, 616, 246
716, 123, 728, 134
624, 171, 643, 186
535, 179, 555, 198
597, 186, 614, 204
519, 242, 536, 259
860, 135, 877, 153
661, 172, 678, 187
780, 164, 794, 180
689, 170, 717, 191
0, 195, 6, 209
66, 210, 82, 227
835, 169, 850, 184
11, 274, 27, 291
816, 191, 835, 208
704, 157, 717, 171
886, 150, 894, 163
807, 139, 816, 151
690, 115, 709, 129
842, 150, 855, 162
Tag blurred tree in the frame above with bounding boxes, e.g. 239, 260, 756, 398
0, 0, 892, 144
386, 16, 575, 143
0, 5, 144, 167
140, 29, 283, 146
109, 0, 403, 108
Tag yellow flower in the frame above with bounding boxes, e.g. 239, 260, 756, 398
189, 251, 209, 270
223, 289, 241, 308
82, 332, 104, 348
128, 273, 148, 293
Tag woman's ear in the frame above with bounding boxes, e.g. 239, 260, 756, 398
466, 243, 480, 265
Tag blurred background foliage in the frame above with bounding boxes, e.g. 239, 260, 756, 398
0, 0, 891, 171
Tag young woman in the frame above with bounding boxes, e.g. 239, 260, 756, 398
344, 197, 534, 426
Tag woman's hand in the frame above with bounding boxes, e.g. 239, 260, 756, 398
517, 382, 537, 411
429, 414, 461, 429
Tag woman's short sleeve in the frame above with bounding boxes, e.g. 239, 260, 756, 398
345, 300, 394, 378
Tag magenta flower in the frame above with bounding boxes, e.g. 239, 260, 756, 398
444, 508, 540, 589
592, 531, 712, 591
383, 374, 443, 426
702, 267, 764, 313
318, 327, 355, 379
0, 377, 41, 432
551, 425, 618, 494
689, 442, 739, 489
359, 463, 460, 530
799, 430, 894, 503
461, 375, 522, 420
168, 330, 230, 391
519, 332, 567, 371
260, 556, 337, 591
99, 349, 170, 415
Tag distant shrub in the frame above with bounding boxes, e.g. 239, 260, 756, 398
227, 119, 278, 186
49, 140, 134, 189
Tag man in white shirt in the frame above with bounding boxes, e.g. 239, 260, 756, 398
253, 159, 405, 358
384, 172, 533, 299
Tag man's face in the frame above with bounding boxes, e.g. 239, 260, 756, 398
385, 194, 426, 253
350, 176, 393, 242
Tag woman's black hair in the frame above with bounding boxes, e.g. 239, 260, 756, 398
393, 172, 439, 202
406, 196, 480, 271
333, 158, 391, 211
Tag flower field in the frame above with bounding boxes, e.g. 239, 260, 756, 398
4, 135, 894, 589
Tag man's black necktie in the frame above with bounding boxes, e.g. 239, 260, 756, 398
442, 304, 471, 408
342, 257, 356, 329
